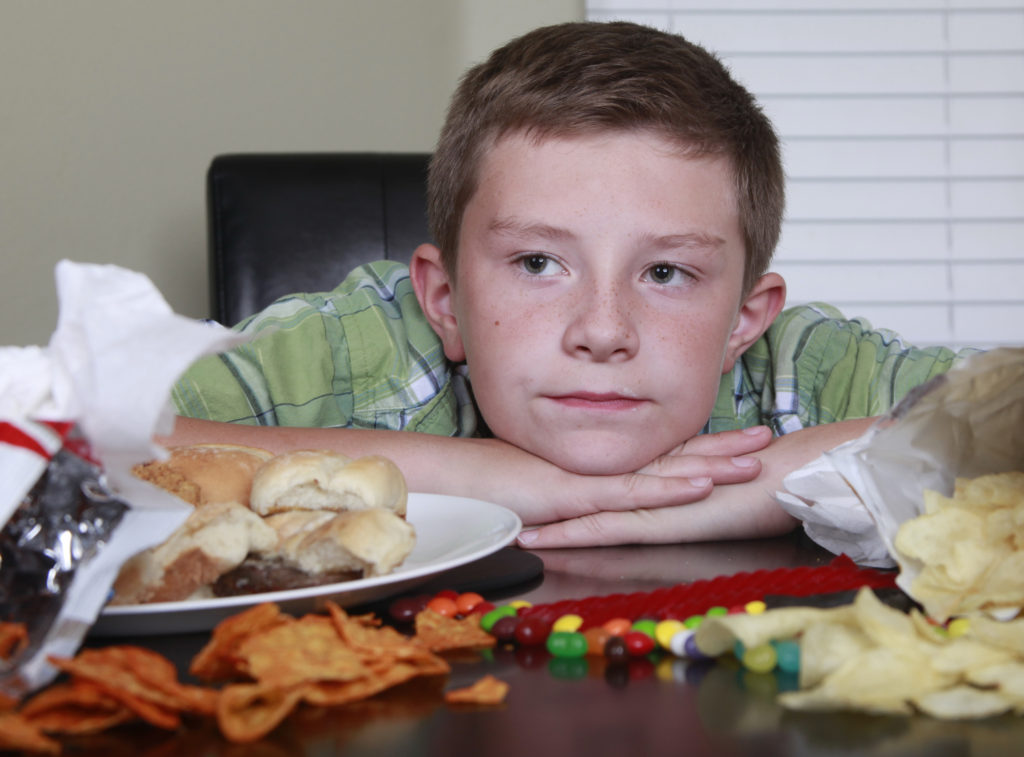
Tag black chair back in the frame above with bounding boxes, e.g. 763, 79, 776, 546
206, 153, 430, 325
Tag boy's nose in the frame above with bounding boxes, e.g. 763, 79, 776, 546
562, 289, 639, 362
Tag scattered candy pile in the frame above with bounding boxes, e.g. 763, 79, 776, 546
390, 556, 900, 680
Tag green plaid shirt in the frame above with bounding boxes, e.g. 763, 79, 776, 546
173, 261, 973, 438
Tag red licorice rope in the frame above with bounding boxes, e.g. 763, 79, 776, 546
518, 555, 897, 629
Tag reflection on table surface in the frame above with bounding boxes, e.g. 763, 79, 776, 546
77, 532, 1022, 757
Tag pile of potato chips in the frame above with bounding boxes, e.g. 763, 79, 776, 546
696, 583, 1024, 719
894, 472, 1024, 622
0, 601, 505, 753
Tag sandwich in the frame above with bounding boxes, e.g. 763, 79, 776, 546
111, 446, 415, 605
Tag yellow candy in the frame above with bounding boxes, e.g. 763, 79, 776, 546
654, 619, 686, 649
552, 614, 584, 633
508, 600, 533, 609
947, 617, 970, 638
744, 600, 767, 615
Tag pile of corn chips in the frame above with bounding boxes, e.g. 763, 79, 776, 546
696, 585, 1024, 719
894, 471, 1024, 622
0, 601, 504, 753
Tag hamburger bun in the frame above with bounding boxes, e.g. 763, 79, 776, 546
249, 450, 407, 517
261, 508, 416, 577
133, 443, 273, 508
111, 501, 278, 604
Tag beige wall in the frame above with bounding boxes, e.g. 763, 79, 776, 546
0, 0, 582, 346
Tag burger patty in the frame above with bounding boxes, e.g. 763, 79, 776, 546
210, 556, 363, 597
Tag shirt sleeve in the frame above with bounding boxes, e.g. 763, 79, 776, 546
710, 303, 982, 435
171, 261, 472, 436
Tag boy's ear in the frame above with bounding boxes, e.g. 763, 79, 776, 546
722, 272, 787, 373
409, 243, 467, 362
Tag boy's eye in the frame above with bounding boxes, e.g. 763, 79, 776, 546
517, 254, 563, 276
644, 263, 690, 286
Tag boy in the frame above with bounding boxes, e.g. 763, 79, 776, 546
170, 22, 968, 548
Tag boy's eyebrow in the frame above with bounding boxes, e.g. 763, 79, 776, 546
489, 216, 726, 252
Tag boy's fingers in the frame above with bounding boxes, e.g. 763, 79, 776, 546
638, 453, 762, 485
673, 426, 772, 457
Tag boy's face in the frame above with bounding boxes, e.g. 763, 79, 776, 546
416, 130, 783, 476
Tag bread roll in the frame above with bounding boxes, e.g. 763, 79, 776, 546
261, 508, 415, 577
249, 450, 407, 517
133, 443, 273, 508
111, 501, 278, 604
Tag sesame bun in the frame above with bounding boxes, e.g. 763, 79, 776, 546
249, 450, 407, 517
132, 443, 273, 508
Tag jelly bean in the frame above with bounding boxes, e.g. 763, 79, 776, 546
434, 588, 459, 601
733, 640, 745, 658
426, 596, 459, 617
668, 628, 693, 657
514, 616, 552, 646
745, 600, 767, 615
683, 633, 708, 660
472, 600, 496, 616
773, 639, 800, 675
583, 626, 612, 656
480, 605, 518, 632
552, 614, 584, 633
630, 618, 658, 639
683, 614, 703, 630
742, 642, 778, 674
602, 617, 633, 636
947, 618, 970, 638
623, 630, 655, 657
547, 631, 588, 658
654, 619, 685, 650
455, 591, 485, 615
705, 606, 728, 618
388, 596, 426, 624
490, 614, 521, 643
604, 636, 630, 664
508, 599, 533, 610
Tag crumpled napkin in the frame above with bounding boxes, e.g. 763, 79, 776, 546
0, 260, 246, 692
776, 348, 1024, 582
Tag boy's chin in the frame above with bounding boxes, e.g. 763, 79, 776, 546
535, 442, 665, 477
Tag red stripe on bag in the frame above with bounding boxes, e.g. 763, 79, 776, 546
0, 421, 55, 459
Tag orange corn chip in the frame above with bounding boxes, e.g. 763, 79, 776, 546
21, 679, 135, 735
191, 602, 291, 682
0, 621, 28, 661
414, 608, 497, 652
48, 646, 208, 729
444, 675, 509, 706
235, 615, 367, 687
0, 712, 61, 754
217, 682, 307, 744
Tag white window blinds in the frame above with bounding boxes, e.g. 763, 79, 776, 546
586, 1, 1024, 349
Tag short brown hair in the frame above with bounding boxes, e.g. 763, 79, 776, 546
428, 21, 784, 294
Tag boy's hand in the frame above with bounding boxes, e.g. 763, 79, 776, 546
516, 418, 876, 548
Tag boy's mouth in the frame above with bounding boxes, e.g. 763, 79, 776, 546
546, 392, 645, 412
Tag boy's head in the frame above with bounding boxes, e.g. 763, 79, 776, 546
428, 20, 784, 294
412, 21, 788, 476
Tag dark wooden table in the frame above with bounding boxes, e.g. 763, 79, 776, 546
80, 533, 1023, 757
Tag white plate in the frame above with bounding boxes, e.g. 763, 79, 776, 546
91, 493, 521, 637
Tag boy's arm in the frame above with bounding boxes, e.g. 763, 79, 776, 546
166, 417, 772, 526
514, 417, 877, 548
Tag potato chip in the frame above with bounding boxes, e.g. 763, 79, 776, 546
912, 685, 1014, 720
694, 604, 856, 658
444, 675, 509, 706
235, 615, 366, 687
966, 614, 1024, 656
20, 679, 135, 735
967, 661, 1024, 701
190, 602, 291, 682
929, 638, 1016, 675
798, 621, 872, 689
0, 712, 60, 755
414, 608, 496, 652
217, 682, 307, 744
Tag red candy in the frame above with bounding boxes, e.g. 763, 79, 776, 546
623, 630, 656, 657
514, 616, 552, 646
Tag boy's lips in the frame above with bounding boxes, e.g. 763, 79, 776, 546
546, 392, 646, 412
